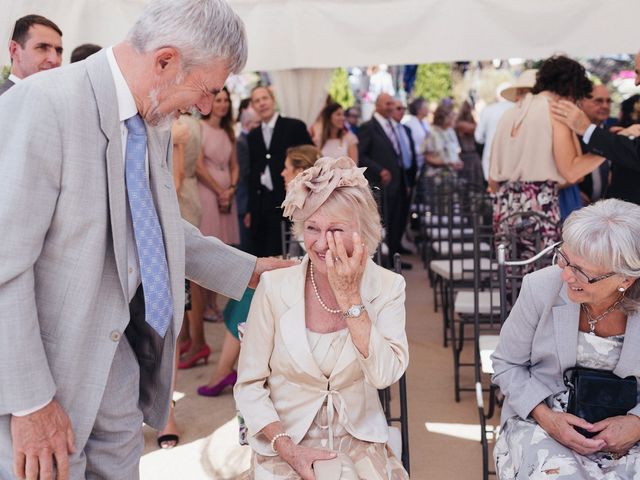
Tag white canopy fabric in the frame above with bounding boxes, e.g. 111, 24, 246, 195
1, 0, 640, 71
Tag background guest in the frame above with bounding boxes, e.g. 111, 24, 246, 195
455, 99, 483, 183
489, 55, 604, 255
181, 87, 240, 369
404, 96, 431, 173
314, 102, 359, 162
236, 104, 260, 253
423, 102, 464, 173
345, 106, 361, 135
577, 84, 613, 204
247, 85, 312, 257
0, 14, 62, 95
70, 43, 101, 63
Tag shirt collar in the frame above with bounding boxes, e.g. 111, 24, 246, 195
106, 46, 138, 122
262, 112, 279, 130
8, 73, 21, 84
373, 112, 393, 127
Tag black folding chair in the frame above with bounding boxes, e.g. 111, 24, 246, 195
475, 241, 559, 479
376, 253, 410, 474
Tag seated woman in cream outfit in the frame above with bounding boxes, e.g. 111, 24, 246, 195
234, 156, 409, 479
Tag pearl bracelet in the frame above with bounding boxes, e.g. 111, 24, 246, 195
270, 432, 291, 454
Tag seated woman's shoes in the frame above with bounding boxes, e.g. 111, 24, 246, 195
157, 433, 179, 449
178, 344, 211, 369
197, 370, 238, 397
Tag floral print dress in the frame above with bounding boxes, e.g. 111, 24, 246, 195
495, 332, 640, 479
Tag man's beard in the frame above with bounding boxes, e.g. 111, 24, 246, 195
146, 72, 187, 131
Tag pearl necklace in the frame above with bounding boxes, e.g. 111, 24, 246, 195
309, 262, 342, 314
581, 297, 624, 335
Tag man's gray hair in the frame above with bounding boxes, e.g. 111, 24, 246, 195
127, 0, 247, 73
562, 198, 640, 313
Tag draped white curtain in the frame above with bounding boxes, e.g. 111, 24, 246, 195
269, 68, 334, 127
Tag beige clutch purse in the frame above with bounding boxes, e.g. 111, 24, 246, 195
312, 458, 343, 479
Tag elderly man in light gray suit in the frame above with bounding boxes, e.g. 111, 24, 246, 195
0, 1, 288, 479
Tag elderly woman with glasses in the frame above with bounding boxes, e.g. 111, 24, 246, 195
491, 198, 640, 479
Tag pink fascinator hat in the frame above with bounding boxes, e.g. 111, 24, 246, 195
281, 156, 368, 222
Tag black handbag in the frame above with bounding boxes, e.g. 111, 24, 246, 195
563, 367, 637, 438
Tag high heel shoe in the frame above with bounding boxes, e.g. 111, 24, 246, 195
197, 370, 238, 397
178, 344, 211, 369
178, 339, 192, 355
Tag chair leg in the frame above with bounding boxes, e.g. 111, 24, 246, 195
442, 282, 450, 348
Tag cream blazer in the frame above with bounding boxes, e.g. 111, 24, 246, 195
234, 256, 409, 456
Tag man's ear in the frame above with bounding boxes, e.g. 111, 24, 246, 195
8, 40, 20, 61
153, 47, 181, 75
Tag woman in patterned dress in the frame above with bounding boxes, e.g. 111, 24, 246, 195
489, 56, 605, 258
235, 157, 409, 479
492, 199, 640, 479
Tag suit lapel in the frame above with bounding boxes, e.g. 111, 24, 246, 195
279, 257, 326, 379
373, 118, 398, 157
552, 285, 580, 372
86, 52, 128, 301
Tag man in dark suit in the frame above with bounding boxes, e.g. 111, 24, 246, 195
247, 86, 312, 256
392, 99, 417, 258
0, 15, 62, 96
551, 55, 640, 205
577, 84, 612, 203
237, 106, 260, 253
358, 93, 408, 266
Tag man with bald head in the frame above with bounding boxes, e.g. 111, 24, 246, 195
0, 14, 63, 95
358, 93, 407, 265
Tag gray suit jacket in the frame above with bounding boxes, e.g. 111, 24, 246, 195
0, 78, 14, 96
492, 266, 640, 425
0, 52, 256, 448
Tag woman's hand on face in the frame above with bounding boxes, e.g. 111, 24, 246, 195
279, 443, 337, 480
589, 415, 640, 455
539, 410, 606, 455
325, 231, 367, 305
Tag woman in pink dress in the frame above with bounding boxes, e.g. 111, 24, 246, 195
314, 102, 359, 163
180, 88, 240, 369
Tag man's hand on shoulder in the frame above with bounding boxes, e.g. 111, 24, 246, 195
249, 257, 299, 288
11, 400, 76, 480
549, 100, 591, 136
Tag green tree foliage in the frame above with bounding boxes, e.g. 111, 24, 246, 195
1, 65, 9, 83
412, 63, 453, 102
328, 67, 355, 108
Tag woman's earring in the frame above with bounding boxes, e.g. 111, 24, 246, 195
618, 287, 626, 292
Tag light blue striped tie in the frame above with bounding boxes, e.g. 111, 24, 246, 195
125, 114, 173, 337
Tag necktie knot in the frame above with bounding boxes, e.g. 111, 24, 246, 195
125, 114, 146, 136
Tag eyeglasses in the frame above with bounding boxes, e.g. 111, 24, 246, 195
553, 246, 616, 284
587, 97, 613, 105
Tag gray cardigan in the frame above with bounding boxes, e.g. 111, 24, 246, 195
491, 266, 640, 425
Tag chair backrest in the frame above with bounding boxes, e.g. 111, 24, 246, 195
497, 241, 560, 322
